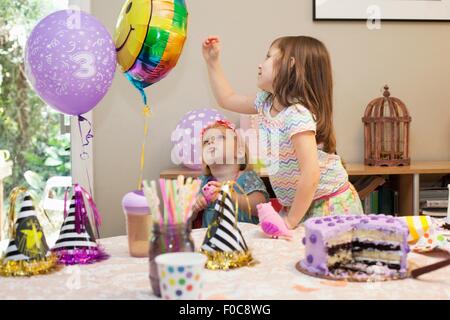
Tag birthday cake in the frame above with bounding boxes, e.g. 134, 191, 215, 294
300, 214, 410, 280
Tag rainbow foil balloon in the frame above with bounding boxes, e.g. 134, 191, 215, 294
114, 0, 188, 104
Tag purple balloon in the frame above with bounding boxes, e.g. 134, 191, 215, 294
25, 10, 116, 115
171, 108, 227, 170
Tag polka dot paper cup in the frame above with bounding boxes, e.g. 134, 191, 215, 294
156, 252, 207, 300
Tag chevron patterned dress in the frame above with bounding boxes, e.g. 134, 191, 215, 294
254, 91, 363, 219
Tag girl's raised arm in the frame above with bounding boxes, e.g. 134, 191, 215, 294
202, 36, 257, 115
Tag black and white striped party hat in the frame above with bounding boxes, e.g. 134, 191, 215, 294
3, 191, 50, 262
52, 196, 97, 251
201, 183, 253, 270
0, 189, 58, 277
51, 192, 108, 265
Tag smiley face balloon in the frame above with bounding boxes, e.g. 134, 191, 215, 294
114, 0, 188, 105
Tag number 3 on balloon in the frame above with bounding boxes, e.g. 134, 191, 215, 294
71, 52, 96, 79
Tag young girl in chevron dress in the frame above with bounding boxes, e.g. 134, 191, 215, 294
202, 35, 363, 229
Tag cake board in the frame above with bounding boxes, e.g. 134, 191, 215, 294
295, 260, 417, 282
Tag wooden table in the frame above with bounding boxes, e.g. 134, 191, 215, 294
1, 223, 449, 299
160, 161, 450, 216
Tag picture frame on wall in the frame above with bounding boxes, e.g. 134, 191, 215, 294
313, 0, 450, 21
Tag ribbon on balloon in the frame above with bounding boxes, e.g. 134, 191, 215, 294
138, 104, 151, 190
77, 115, 93, 159
114, 0, 189, 190
76, 115, 95, 207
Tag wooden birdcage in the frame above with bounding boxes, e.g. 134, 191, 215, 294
362, 85, 411, 166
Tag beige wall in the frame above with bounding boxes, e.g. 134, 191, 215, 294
92, 0, 450, 237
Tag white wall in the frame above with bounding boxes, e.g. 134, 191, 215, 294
91, 0, 450, 237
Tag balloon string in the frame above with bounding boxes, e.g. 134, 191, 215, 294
138, 104, 151, 190
77, 115, 94, 150
76, 116, 93, 191
77, 115, 98, 237
139, 88, 148, 106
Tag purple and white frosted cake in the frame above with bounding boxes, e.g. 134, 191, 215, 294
300, 214, 410, 279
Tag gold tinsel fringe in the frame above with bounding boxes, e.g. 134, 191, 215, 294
201, 250, 256, 271
0, 253, 61, 277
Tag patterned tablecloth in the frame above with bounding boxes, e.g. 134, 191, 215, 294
0, 223, 449, 300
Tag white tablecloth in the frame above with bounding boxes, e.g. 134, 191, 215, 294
0, 223, 449, 300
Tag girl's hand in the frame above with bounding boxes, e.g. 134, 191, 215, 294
192, 194, 208, 214
203, 181, 222, 203
202, 36, 221, 65
200, 36, 256, 115
207, 181, 222, 190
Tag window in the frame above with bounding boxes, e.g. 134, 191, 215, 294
0, 0, 71, 241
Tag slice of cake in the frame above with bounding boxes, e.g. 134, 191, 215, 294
301, 214, 410, 278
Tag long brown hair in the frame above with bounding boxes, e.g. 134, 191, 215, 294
267, 36, 336, 154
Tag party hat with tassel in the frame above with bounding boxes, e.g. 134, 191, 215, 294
52, 184, 108, 265
201, 183, 254, 270
0, 188, 59, 277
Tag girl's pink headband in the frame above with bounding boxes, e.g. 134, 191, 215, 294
200, 119, 236, 138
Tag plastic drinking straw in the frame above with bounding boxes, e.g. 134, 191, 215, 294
177, 175, 184, 188
178, 185, 187, 223
146, 180, 163, 224
169, 181, 177, 225
165, 181, 172, 225
180, 182, 188, 221
176, 175, 184, 223
170, 179, 176, 220
142, 181, 157, 223
184, 177, 193, 220
150, 180, 163, 225
184, 189, 193, 222
166, 181, 175, 225
183, 185, 192, 222
176, 183, 185, 253
145, 180, 165, 255
171, 180, 179, 223
142, 180, 157, 220
183, 180, 198, 223
159, 179, 172, 252
172, 179, 182, 224
159, 179, 169, 225
168, 179, 182, 252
